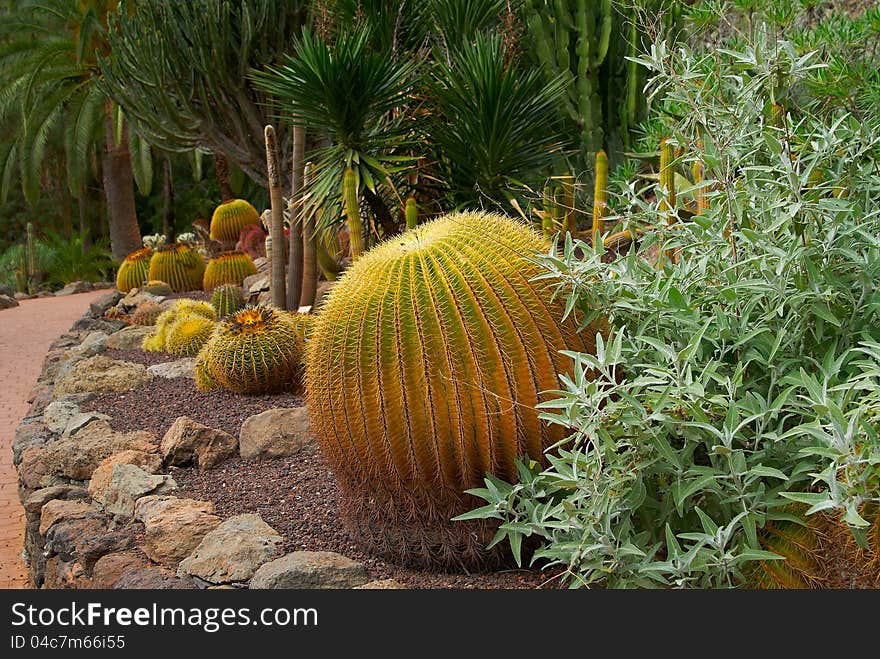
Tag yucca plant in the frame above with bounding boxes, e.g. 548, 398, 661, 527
195, 305, 307, 394
251, 25, 419, 242
304, 211, 601, 568
203, 251, 258, 292
427, 34, 567, 210
148, 243, 206, 292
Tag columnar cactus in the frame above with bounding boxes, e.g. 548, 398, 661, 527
209, 199, 261, 244
165, 316, 216, 356
210, 284, 246, 318
148, 243, 206, 293
202, 251, 258, 293
342, 167, 364, 259
305, 211, 602, 568
592, 149, 609, 242
116, 247, 153, 293
405, 197, 418, 230
195, 306, 307, 394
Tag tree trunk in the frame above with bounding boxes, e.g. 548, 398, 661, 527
265, 125, 286, 309
162, 156, 174, 241
286, 125, 305, 310
78, 183, 92, 256
102, 101, 142, 260
215, 153, 233, 202
300, 161, 318, 308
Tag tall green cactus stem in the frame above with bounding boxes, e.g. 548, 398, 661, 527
300, 162, 318, 309
195, 305, 306, 394
559, 177, 576, 233
541, 184, 556, 239
405, 197, 418, 230
26, 222, 36, 294
211, 284, 246, 318
342, 167, 364, 260
592, 150, 608, 243
116, 247, 153, 293
203, 251, 258, 292
148, 243, 206, 292
305, 211, 603, 568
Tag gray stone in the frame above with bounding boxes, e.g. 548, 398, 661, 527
87, 450, 164, 502
243, 273, 269, 295
0, 293, 19, 309
55, 280, 92, 296
118, 289, 164, 312
249, 551, 369, 589
0, 283, 12, 296
178, 514, 282, 585
13, 420, 54, 465
90, 551, 148, 589
239, 407, 312, 460
114, 567, 196, 590
39, 499, 95, 535
92, 464, 176, 517
160, 416, 238, 470
70, 317, 126, 333
23, 486, 89, 518
106, 325, 153, 350
147, 358, 195, 379
54, 355, 152, 396
89, 290, 123, 317
62, 412, 111, 437
42, 399, 82, 434
138, 498, 221, 566
53, 332, 109, 382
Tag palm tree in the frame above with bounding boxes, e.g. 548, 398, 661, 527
0, 0, 142, 260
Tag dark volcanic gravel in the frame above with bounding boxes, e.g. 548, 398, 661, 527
83, 338, 558, 589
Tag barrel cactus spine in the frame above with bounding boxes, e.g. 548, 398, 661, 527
195, 305, 306, 395
203, 251, 258, 293
165, 316, 216, 356
211, 284, 246, 318
209, 198, 261, 245
148, 243, 206, 293
305, 211, 602, 568
116, 247, 153, 293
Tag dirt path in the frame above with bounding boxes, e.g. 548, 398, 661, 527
0, 290, 107, 589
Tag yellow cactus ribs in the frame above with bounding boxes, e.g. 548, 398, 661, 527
165, 316, 216, 356
304, 210, 601, 569
203, 250, 258, 293
142, 299, 217, 353
116, 247, 153, 293
195, 305, 306, 395
148, 243, 206, 293
209, 199, 261, 243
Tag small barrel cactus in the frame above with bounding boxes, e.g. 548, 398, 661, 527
142, 299, 217, 352
211, 284, 246, 318
131, 301, 164, 326
210, 199, 261, 244
203, 250, 258, 293
148, 243, 206, 293
165, 316, 216, 356
195, 305, 306, 394
305, 210, 602, 568
116, 247, 153, 293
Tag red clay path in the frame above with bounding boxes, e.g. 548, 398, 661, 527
0, 289, 106, 589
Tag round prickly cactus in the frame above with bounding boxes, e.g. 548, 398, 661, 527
165, 316, 216, 356
203, 251, 258, 293
131, 301, 164, 326
141, 280, 173, 296
116, 247, 153, 292
148, 243, 206, 293
195, 305, 305, 394
210, 284, 246, 318
142, 299, 217, 352
304, 211, 601, 568
210, 199, 261, 243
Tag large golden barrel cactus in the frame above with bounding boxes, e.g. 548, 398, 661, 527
165, 316, 216, 356
116, 247, 153, 292
209, 199, 261, 243
142, 299, 217, 352
195, 306, 307, 394
148, 243, 206, 292
305, 211, 601, 568
202, 250, 258, 292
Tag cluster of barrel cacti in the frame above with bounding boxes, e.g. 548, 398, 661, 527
304, 211, 602, 568
142, 299, 216, 353
147, 243, 206, 293
116, 248, 153, 293
210, 284, 246, 317
203, 251, 258, 292
194, 305, 308, 394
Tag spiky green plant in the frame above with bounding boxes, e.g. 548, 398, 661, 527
115, 248, 153, 293
131, 301, 163, 326
141, 280, 173, 296
304, 210, 601, 568
209, 199, 261, 244
142, 299, 216, 352
211, 284, 246, 318
165, 315, 216, 356
147, 243, 206, 292
203, 251, 258, 292
195, 305, 306, 394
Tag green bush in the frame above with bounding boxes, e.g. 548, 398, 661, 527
460, 33, 880, 588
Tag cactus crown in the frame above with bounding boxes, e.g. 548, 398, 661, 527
305, 210, 600, 568
165, 315, 216, 356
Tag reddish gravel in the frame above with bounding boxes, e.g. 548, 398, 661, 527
103, 347, 178, 367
